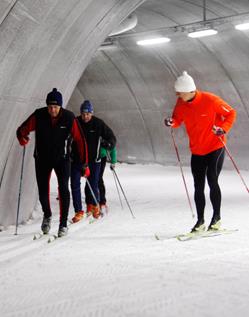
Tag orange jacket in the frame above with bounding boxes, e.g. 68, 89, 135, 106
171, 90, 236, 155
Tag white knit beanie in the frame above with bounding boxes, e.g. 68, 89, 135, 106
174, 71, 196, 92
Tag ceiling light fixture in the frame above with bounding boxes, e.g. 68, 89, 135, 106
187, 0, 217, 38
235, 22, 249, 30
136, 37, 171, 46
188, 29, 218, 38
109, 0, 249, 43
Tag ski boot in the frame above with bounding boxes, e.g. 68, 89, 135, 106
100, 203, 108, 216
41, 216, 52, 234
208, 217, 221, 231
72, 211, 84, 223
92, 205, 101, 219
58, 225, 68, 237
86, 204, 101, 219
191, 219, 205, 233
86, 204, 93, 217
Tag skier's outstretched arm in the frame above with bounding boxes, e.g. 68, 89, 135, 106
16, 113, 36, 146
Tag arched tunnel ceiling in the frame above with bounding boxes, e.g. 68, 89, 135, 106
133, 0, 249, 30
69, 0, 249, 168
0, 0, 145, 227
1, 0, 249, 227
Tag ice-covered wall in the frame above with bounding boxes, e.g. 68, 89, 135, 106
0, 0, 145, 227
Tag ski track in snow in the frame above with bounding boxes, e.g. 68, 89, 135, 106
1, 164, 249, 317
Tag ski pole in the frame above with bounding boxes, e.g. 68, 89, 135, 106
112, 169, 124, 209
15, 146, 26, 235
85, 178, 99, 206
219, 137, 249, 193
170, 129, 195, 218
106, 152, 124, 209
112, 168, 136, 219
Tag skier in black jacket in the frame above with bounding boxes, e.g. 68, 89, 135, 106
70, 100, 116, 222
16, 88, 89, 237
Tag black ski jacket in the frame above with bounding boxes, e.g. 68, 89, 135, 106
71, 116, 116, 163
17, 107, 88, 164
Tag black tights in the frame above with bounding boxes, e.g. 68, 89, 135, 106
35, 158, 70, 227
191, 148, 225, 221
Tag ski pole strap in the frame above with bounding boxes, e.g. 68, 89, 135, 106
219, 137, 249, 193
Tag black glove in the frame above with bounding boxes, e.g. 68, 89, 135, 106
101, 140, 112, 150
212, 126, 226, 136
110, 164, 115, 171
164, 118, 173, 127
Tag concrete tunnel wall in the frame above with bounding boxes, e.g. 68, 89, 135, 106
1, 0, 249, 228
69, 25, 249, 169
0, 0, 145, 228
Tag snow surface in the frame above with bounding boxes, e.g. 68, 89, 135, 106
1, 163, 249, 317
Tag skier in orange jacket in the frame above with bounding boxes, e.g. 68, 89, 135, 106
165, 71, 236, 232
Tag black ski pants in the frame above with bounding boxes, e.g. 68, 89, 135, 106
98, 156, 107, 205
35, 158, 70, 227
191, 147, 225, 221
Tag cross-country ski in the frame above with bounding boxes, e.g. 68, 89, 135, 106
176, 228, 238, 241
154, 228, 238, 242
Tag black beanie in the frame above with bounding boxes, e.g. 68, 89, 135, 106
46, 88, 63, 107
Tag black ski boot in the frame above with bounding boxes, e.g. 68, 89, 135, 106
191, 219, 205, 233
58, 225, 68, 237
208, 216, 221, 231
41, 216, 51, 234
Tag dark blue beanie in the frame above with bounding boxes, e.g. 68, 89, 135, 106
46, 88, 63, 107
80, 100, 93, 113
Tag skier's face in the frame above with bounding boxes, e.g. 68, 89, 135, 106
81, 112, 93, 123
176, 91, 196, 102
47, 105, 61, 117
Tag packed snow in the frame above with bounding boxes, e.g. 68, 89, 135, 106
1, 162, 249, 317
